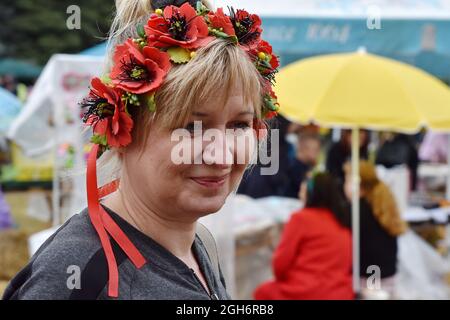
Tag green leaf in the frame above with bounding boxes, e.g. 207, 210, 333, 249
264, 96, 278, 111
214, 31, 230, 39
91, 134, 108, 146
136, 24, 146, 38
100, 74, 112, 85
196, 1, 209, 15
261, 60, 272, 69
229, 35, 239, 44
167, 47, 191, 64
209, 29, 238, 44
145, 94, 157, 112
196, 1, 203, 12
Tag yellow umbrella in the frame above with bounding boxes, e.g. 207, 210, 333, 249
275, 49, 450, 295
276, 50, 450, 131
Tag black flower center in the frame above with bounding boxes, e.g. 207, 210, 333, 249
81, 93, 115, 123
254, 57, 277, 85
118, 56, 152, 82
168, 13, 189, 41
229, 8, 260, 46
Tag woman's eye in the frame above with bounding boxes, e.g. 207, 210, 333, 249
229, 121, 251, 130
184, 122, 196, 132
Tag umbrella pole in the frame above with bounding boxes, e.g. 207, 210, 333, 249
351, 128, 361, 295
446, 134, 450, 200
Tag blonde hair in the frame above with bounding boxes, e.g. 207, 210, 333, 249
344, 161, 408, 236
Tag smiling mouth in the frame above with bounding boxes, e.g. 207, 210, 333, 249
190, 174, 229, 188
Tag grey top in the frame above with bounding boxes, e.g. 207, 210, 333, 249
3, 205, 231, 300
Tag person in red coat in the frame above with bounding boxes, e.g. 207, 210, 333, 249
254, 173, 354, 300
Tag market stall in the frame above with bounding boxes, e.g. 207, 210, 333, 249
8, 54, 104, 225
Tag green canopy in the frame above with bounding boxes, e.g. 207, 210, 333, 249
0, 58, 42, 80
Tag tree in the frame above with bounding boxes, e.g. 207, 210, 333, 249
0, 0, 114, 65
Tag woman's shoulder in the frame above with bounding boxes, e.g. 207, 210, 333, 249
5, 208, 104, 300
34, 208, 102, 260
292, 207, 330, 218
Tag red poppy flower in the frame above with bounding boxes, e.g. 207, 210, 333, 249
145, 2, 213, 49
263, 81, 277, 98
208, 8, 235, 36
261, 85, 279, 119
264, 111, 278, 120
252, 40, 280, 70
86, 108, 134, 148
110, 39, 171, 94
82, 77, 122, 123
82, 77, 134, 148
229, 8, 262, 50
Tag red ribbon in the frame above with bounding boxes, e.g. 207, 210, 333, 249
86, 144, 146, 297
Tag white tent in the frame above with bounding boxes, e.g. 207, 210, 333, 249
8, 54, 104, 156
8, 54, 104, 224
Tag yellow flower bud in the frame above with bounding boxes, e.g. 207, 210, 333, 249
155, 8, 163, 15
258, 52, 266, 60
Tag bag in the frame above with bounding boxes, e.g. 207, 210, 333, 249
196, 222, 220, 278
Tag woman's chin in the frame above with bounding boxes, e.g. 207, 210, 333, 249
184, 195, 227, 216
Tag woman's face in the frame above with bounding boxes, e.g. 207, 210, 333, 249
343, 171, 365, 200
122, 88, 257, 222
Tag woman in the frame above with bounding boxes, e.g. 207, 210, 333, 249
237, 115, 296, 198
254, 173, 354, 300
343, 161, 407, 297
3, 0, 279, 300
375, 133, 419, 190
326, 129, 369, 185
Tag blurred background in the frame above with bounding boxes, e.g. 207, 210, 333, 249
1, 0, 450, 300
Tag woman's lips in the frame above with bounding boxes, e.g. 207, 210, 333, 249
190, 174, 229, 188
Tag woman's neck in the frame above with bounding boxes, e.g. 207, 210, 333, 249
102, 182, 197, 263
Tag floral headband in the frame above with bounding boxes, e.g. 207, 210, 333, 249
81, 1, 280, 151
79, 1, 280, 298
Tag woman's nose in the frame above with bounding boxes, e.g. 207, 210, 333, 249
202, 129, 234, 166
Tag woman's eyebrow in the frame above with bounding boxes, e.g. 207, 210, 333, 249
191, 110, 255, 117
238, 111, 255, 116
191, 111, 209, 117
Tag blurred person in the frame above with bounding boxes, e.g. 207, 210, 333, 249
375, 133, 419, 190
0, 75, 17, 94
254, 173, 353, 300
237, 115, 295, 198
0, 143, 13, 230
419, 131, 448, 164
3, 0, 280, 300
16, 83, 29, 103
326, 129, 369, 185
283, 133, 321, 198
344, 161, 408, 297
0, 185, 13, 230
